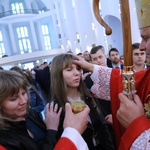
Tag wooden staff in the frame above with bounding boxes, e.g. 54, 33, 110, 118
93, 0, 112, 35
93, 0, 136, 100
119, 0, 132, 66
93, 0, 132, 66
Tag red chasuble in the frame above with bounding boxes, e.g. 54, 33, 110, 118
0, 145, 6, 150
110, 68, 150, 149
54, 137, 77, 150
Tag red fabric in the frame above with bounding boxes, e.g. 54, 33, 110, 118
110, 68, 150, 149
119, 115, 150, 150
110, 69, 125, 148
54, 137, 77, 150
0, 145, 6, 150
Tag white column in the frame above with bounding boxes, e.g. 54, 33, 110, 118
36, 21, 45, 51
8, 24, 18, 54
51, 13, 59, 47
29, 21, 38, 51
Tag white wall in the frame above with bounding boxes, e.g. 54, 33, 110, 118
0, 0, 141, 68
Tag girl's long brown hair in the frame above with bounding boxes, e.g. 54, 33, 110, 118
50, 54, 91, 109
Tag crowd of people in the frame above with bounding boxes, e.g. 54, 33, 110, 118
1, 0, 150, 149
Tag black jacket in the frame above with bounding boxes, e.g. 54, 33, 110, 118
0, 109, 57, 150
53, 96, 115, 150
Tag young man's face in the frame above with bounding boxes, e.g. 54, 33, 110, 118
140, 26, 150, 60
83, 51, 90, 61
109, 51, 120, 64
132, 48, 146, 66
91, 50, 107, 66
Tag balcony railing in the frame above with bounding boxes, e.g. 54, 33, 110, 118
0, 9, 48, 18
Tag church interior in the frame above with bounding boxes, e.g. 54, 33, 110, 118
0, 0, 140, 70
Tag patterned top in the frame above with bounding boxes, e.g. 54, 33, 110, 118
91, 65, 112, 100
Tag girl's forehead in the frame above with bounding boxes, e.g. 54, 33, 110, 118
65, 63, 77, 67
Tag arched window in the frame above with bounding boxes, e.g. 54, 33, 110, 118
10, 0, 25, 14
0, 31, 6, 57
41, 25, 51, 50
16, 26, 32, 54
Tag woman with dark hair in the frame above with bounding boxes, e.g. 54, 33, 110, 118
50, 54, 115, 150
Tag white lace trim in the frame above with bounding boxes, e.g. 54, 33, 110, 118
130, 129, 150, 150
91, 65, 112, 100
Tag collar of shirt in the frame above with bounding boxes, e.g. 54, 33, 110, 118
133, 63, 147, 72
112, 63, 121, 69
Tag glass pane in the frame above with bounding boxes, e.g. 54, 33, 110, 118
41, 25, 46, 35
22, 39, 27, 50
11, 4, 15, 8
11, 4, 16, 14
39, 10, 45, 14
47, 36, 50, 43
28, 39, 32, 52
21, 50, 24, 54
16, 3, 20, 13
17, 26, 31, 53
46, 37, 49, 45
28, 49, 32, 53
43, 35, 51, 49
0, 43, 2, 51
27, 39, 31, 49
19, 3, 24, 13
11, 4, 15, 10
16, 28, 21, 38
19, 40, 23, 50
46, 36, 50, 45
0, 41, 5, 54
41, 25, 52, 50
24, 27, 28, 36
20, 27, 25, 38
1, 43, 5, 53
0, 43, 5, 55
19, 3, 23, 7
11, 3, 24, 14
45, 26, 49, 34
44, 37, 47, 46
